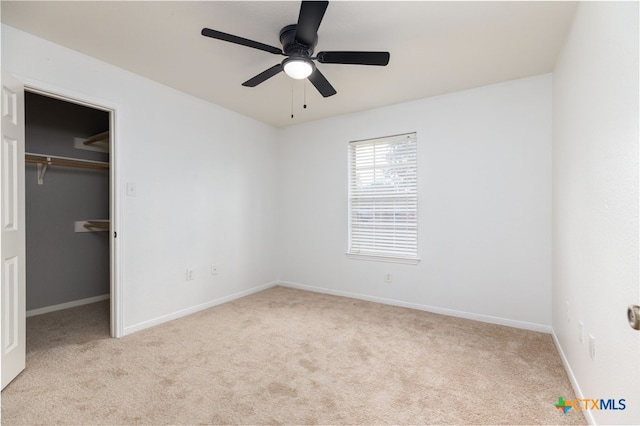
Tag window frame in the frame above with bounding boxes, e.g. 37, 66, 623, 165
346, 132, 419, 264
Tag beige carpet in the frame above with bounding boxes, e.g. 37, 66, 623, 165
2, 285, 585, 425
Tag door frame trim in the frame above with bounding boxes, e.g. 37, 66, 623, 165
20, 77, 123, 338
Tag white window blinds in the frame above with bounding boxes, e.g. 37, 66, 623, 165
348, 133, 418, 261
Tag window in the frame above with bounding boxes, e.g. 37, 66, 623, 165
348, 133, 418, 263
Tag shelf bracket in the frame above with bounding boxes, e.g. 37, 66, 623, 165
36, 161, 50, 185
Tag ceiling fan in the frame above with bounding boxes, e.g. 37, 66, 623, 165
201, 1, 390, 98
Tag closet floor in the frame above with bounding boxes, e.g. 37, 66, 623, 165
26, 300, 110, 358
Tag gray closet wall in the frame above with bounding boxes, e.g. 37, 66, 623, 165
25, 92, 110, 311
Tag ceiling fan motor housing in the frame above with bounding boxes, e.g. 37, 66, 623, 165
279, 24, 316, 57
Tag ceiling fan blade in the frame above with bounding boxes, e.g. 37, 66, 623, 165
295, 1, 329, 47
201, 28, 283, 55
307, 68, 336, 97
242, 64, 284, 87
316, 51, 390, 66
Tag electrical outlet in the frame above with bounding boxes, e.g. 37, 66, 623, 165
385, 273, 392, 284
211, 264, 218, 275
578, 321, 584, 343
588, 334, 596, 360
186, 269, 194, 281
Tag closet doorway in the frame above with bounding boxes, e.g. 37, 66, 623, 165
23, 89, 117, 337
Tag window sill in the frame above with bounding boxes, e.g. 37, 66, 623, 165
345, 253, 420, 265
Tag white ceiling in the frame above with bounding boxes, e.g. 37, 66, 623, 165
1, 1, 577, 128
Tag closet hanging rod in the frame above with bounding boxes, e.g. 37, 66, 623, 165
25, 152, 109, 184
25, 152, 109, 171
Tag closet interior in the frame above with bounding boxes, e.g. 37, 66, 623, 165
24, 91, 111, 334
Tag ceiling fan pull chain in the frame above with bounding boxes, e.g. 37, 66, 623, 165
304, 81, 307, 109
291, 81, 294, 118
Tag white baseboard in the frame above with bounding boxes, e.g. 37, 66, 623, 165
123, 281, 278, 336
279, 281, 552, 333
27, 294, 110, 318
551, 330, 595, 425
123, 279, 551, 337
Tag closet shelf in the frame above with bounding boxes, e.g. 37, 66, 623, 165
74, 130, 109, 153
25, 152, 109, 184
75, 220, 109, 233
83, 131, 109, 146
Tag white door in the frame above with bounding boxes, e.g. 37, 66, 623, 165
1, 71, 26, 389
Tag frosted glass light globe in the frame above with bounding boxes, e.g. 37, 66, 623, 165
283, 58, 314, 79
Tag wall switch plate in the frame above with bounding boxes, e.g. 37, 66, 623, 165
186, 269, 194, 281
211, 264, 218, 275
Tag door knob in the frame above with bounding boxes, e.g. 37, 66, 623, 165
628, 305, 640, 330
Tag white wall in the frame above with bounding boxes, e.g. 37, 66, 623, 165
2, 24, 280, 334
552, 2, 639, 425
277, 74, 552, 330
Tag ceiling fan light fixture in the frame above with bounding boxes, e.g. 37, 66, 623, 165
283, 57, 314, 79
